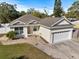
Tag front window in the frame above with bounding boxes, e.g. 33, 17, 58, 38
33, 26, 40, 31
15, 27, 23, 35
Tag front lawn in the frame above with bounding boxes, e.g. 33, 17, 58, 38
0, 44, 52, 59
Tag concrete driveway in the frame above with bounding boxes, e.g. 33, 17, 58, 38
25, 36, 79, 59
52, 40, 79, 59
27, 36, 79, 59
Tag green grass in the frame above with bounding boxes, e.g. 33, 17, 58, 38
0, 43, 52, 59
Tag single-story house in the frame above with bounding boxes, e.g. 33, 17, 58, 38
9, 14, 73, 43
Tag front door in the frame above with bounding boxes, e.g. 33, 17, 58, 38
27, 26, 33, 34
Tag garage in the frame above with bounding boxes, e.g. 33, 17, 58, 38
53, 31, 71, 43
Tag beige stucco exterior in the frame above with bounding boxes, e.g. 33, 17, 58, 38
38, 26, 52, 43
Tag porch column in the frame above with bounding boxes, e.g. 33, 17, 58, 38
23, 27, 28, 38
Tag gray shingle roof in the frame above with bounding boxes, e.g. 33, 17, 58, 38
14, 14, 40, 24
40, 17, 63, 27
10, 14, 72, 29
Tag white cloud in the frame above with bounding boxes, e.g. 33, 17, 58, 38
0, 0, 53, 15
16, 4, 53, 15
15, 4, 28, 12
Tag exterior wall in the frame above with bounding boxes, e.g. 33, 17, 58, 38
33, 31, 39, 35
23, 27, 28, 38
58, 20, 69, 25
33, 26, 39, 35
38, 26, 51, 43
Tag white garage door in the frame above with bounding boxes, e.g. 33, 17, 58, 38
53, 31, 71, 43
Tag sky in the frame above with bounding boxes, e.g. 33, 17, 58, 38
0, 0, 75, 15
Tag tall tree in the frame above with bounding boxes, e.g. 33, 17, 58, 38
0, 2, 21, 23
27, 8, 48, 18
19, 11, 26, 16
66, 1, 79, 18
68, 1, 79, 12
53, 0, 63, 17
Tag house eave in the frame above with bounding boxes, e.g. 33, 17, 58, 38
50, 25, 73, 30
40, 24, 51, 29
51, 16, 73, 27
9, 24, 40, 27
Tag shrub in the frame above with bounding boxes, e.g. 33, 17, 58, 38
6, 31, 16, 40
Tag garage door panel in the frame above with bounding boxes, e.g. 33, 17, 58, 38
53, 31, 70, 43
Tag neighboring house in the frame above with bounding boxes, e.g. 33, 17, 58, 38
0, 23, 11, 34
68, 18, 79, 25
9, 14, 73, 43
69, 18, 79, 39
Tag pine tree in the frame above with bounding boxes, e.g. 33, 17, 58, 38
53, 0, 63, 17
